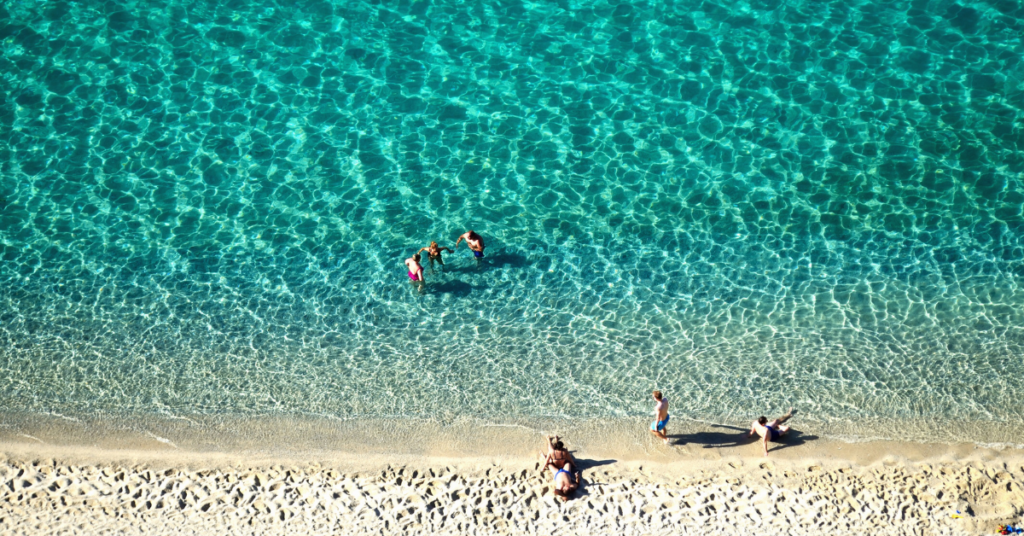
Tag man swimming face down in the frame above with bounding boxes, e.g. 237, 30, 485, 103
455, 230, 485, 258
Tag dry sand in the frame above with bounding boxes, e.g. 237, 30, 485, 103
2, 430, 1024, 535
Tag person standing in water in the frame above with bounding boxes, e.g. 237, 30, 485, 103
650, 390, 670, 445
418, 241, 452, 271
455, 230, 485, 259
405, 253, 425, 286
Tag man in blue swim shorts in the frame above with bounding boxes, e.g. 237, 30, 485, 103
455, 229, 485, 260
650, 390, 670, 445
748, 408, 794, 457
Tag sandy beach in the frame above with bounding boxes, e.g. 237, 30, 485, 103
2, 420, 1023, 535
3, 0, 1024, 534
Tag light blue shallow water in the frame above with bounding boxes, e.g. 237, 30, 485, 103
1, 0, 1023, 442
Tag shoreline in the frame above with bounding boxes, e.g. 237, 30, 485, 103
4, 410, 1024, 457
3, 426, 1024, 534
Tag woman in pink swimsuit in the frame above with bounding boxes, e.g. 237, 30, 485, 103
405, 253, 425, 283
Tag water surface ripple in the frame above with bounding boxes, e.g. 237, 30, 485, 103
1, 0, 1023, 442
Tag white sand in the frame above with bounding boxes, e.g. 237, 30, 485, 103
2, 438, 1024, 535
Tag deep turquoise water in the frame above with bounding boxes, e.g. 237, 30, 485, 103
1, 0, 1023, 442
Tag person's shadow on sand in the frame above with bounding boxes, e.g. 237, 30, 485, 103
761, 429, 818, 453
570, 457, 617, 499
574, 458, 616, 471
668, 424, 819, 452
668, 423, 749, 447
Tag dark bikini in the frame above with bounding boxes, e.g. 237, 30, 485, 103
549, 450, 570, 469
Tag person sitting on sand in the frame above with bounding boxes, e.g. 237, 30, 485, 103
650, 390, 670, 445
540, 436, 579, 501
748, 408, 794, 457
455, 230, 485, 259
541, 435, 575, 473
418, 241, 453, 271
405, 253, 425, 284
551, 464, 579, 502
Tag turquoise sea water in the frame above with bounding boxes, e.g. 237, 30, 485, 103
1, 0, 1023, 443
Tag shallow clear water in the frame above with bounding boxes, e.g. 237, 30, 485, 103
1, 0, 1023, 442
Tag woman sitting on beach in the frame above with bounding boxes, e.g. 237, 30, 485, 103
417, 241, 452, 271
541, 435, 574, 472
542, 436, 579, 501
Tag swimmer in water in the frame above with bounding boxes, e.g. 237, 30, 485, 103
455, 230, 485, 260
418, 241, 453, 271
405, 253, 425, 285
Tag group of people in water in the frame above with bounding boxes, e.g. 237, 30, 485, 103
546, 391, 796, 502
404, 230, 485, 284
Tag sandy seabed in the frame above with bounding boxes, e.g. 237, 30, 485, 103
2, 426, 1024, 536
